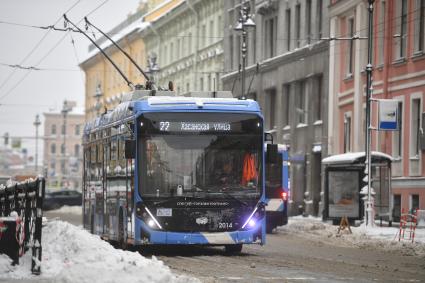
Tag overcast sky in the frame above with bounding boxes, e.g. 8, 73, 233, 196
0, 0, 140, 161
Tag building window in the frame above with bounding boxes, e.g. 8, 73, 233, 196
315, 75, 323, 121
286, 9, 291, 51
344, 114, 352, 153
411, 98, 422, 157
186, 82, 190, 92
170, 42, 174, 62
229, 35, 234, 70
75, 144, 80, 157
395, 0, 408, 59
61, 144, 65, 155
393, 101, 403, 158
295, 4, 301, 48
347, 18, 355, 76
200, 77, 204, 91
266, 89, 276, 130
306, 0, 312, 44
50, 162, 55, 170
415, 0, 425, 53
411, 194, 420, 211
51, 143, 56, 154
75, 125, 80, 136
51, 124, 56, 135
378, 0, 386, 65
296, 81, 308, 124
283, 84, 291, 126
209, 19, 214, 45
61, 124, 65, 135
317, 0, 323, 40
264, 16, 277, 58
61, 160, 65, 174
202, 24, 206, 47
177, 38, 181, 59
188, 32, 192, 54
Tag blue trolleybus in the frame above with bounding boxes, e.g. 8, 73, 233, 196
265, 144, 289, 233
82, 90, 266, 253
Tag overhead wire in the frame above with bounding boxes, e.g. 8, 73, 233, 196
0, 0, 82, 94
0, 0, 111, 102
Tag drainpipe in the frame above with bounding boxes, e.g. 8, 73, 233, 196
187, 0, 199, 90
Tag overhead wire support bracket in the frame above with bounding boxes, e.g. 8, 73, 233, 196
84, 17, 150, 84
63, 14, 135, 90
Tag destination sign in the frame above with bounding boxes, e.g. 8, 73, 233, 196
158, 121, 232, 132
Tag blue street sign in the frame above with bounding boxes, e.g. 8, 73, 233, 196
378, 99, 399, 131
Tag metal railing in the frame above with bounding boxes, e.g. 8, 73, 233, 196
0, 177, 45, 274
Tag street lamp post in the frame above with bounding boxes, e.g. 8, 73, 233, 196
234, 0, 255, 100
33, 114, 41, 174
61, 100, 70, 185
364, 0, 375, 227
147, 52, 160, 90
94, 84, 103, 116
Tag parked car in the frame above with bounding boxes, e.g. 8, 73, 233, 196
43, 189, 82, 210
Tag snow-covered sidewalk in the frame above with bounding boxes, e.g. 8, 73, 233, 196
279, 216, 425, 257
0, 220, 198, 283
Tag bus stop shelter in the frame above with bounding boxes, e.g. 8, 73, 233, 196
322, 152, 393, 225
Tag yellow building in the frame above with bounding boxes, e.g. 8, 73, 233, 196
80, 0, 181, 121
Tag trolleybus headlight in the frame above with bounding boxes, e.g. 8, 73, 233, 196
144, 207, 163, 230
241, 206, 258, 229
248, 219, 256, 228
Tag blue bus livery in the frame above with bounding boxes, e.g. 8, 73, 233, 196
82, 90, 266, 253
265, 144, 289, 233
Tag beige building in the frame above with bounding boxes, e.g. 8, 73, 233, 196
141, 0, 224, 94
43, 107, 84, 190
80, 0, 225, 120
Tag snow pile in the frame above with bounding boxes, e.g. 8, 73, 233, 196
279, 216, 425, 257
50, 205, 82, 215
0, 220, 198, 283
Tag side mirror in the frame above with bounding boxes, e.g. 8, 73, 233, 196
125, 140, 135, 159
264, 132, 273, 143
266, 144, 278, 164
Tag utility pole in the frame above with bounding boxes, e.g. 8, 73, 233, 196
33, 114, 41, 174
364, 0, 375, 227
234, 0, 255, 100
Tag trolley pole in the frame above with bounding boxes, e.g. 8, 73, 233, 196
33, 114, 41, 174
365, 0, 375, 227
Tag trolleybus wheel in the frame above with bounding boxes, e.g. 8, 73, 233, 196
118, 208, 127, 250
224, 244, 243, 254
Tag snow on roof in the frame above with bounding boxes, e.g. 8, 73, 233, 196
0, 220, 197, 282
322, 151, 393, 164
81, 20, 150, 64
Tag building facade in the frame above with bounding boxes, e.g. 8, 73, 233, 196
43, 109, 84, 190
141, 0, 224, 94
328, 0, 425, 213
80, 2, 152, 121
222, 0, 330, 216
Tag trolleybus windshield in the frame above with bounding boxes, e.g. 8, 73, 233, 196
138, 113, 263, 199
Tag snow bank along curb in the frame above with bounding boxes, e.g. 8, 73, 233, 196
0, 220, 199, 283
278, 216, 425, 257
